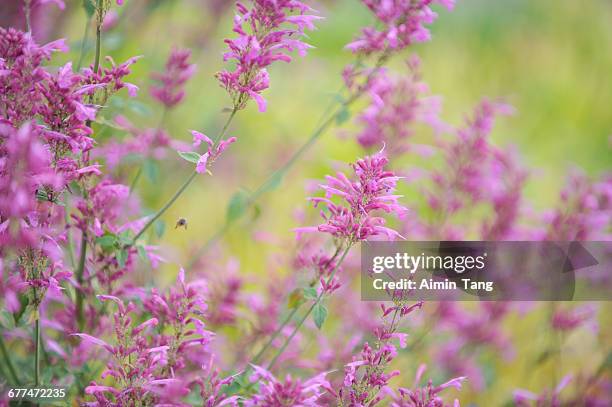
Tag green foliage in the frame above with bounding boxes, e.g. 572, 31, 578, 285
177, 151, 200, 164
312, 302, 328, 329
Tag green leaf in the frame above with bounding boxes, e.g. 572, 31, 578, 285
312, 302, 328, 329
335, 107, 351, 125
95, 234, 117, 251
143, 159, 159, 183
83, 0, 95, 17
118, 231, 132, 246
94, 117, 127, 131
116, 249, 128, 268
177, 151, 201, 164
154, 220, 166, 238
287, 289, 304, 309
226, 191, 250, 223
251, 203, 262, 221
137, 245, 148, 262
303, 287, 318, 300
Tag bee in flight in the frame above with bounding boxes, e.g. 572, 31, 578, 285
175, 218, 188, 230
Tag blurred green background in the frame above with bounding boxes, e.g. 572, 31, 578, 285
39, 0, 612, 404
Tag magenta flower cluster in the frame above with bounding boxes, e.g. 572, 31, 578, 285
216, 0, 320, 112
150, 48, 196, 109
297, 152, 408, 242
347, 0, 455, 54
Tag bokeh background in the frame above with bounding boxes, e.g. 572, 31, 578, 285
4, 0, 611, 404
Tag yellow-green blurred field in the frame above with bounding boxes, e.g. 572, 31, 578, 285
41, 0, 612, 404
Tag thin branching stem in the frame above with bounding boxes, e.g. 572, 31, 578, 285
248, 245, 343, 366
266, 245, 352, 371
34, 318, 41, 387
93, 0, 103, 73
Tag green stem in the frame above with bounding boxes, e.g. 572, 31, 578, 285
214, 108, 238, 144
0, 335, 20, 385
266, 245, 351, 371
74, 0, 102, 330
250, 307, 299, 366
128, 166, 143, 194
34, 318, 40, 386
24, 0, 32, 33
129, 110, 237, 246
64, 197, 76, 269
248, 245, 342, 367
93, 0, 103, 73
76, 231, 88, 330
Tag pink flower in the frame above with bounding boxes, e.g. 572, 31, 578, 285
384, 365, 465, 407
244, 365, 331, 406
355, 58, 446, 152
347, 0, 454, 55
150, 48, 196, 108
545, 171, 611, 241
296, 151, 407, 242
190, 130, 237, 174
216, 0, 320, 112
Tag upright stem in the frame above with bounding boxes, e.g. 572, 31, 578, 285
129, 110, 237, 246
34, 318, 40, 386
75, 5, 103, 328
93, 27, 101, 73
250, 307, 299, 366
24, 0, 32, 33
266, 245, 351, 371
214, 108, 237, 144
76, 231, 88, 330
0, 335, 20, 385
93, 0, 103, 73
128, 166, 143, 194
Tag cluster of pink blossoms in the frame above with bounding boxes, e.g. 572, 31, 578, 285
150, 48, 196, 109
347, 0, 455, 54
217, 0, 320, 112
191, 130, 237, 174
355, 57, 445, 153
75, 270, 237, 406
297, 152, 408, 243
